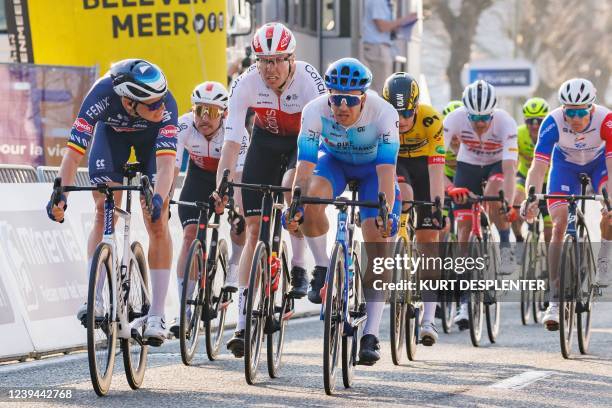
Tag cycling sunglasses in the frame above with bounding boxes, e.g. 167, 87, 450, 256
525, 117, 544, 126
328, 94, 364, 107
563, 107, 590, 119
194, 104, 224, 120
399, 109, 415, 118
468, 113, 493, 122
139, 96, 166, 111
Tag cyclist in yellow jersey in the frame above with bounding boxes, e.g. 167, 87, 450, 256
512, 97, 552, 244
382, 72, 445, 345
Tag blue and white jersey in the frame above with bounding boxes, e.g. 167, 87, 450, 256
534, 105, 610, 166
297, 91, 399, 166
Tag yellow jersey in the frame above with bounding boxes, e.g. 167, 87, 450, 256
398, 104, 445, 164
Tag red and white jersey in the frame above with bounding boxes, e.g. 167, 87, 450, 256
224, 61, 326, 142
443, 107, 518, 165
176, 112, 248, 173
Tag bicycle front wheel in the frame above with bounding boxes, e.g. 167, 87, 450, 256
87, 242, 117, 397
122, 241, 150, 389
485, 240, 501, 343
520, 233, 535, 325
267, 240, 290, 378
440, 235, 456, 334
577, 229, 595, 355
390, 237, 407, 365
559, 234, 576, 359
179, 239, 204, 365
342, 243, 363, 388
324, 243, 343, 396
467, 236, 484, 347
245, 241, 268, 384
205, 238, 229, 361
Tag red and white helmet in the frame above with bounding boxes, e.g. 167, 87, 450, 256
251, 22, 296, 57
191, 81, 228, 109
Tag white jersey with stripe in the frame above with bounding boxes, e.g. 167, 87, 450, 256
443, 106, 518, 165
175, 112, 248, 173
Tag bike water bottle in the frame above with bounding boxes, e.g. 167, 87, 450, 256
270, 253, 281, 292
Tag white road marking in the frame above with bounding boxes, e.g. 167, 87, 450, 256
489, 370, 553, 390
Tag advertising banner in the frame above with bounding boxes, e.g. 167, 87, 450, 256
6, 0, 228, 114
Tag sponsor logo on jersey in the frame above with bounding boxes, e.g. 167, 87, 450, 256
74, 118, 93, 135
160, 125, 178, 138
435, 146, 445, 154
605, 120, 612, 129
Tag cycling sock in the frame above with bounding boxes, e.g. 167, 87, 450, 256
305, 234, 329, 267
598, 239, 610, 260
230, 241, 244, 266
290, 235, 305, 268
237, 286, 247, 331
364, 301, 385, 337
422, 301, 436, 325
150, 268, 171, 317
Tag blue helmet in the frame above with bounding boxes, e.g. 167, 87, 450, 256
324, 58, 372, 92
110, 59, 167, 101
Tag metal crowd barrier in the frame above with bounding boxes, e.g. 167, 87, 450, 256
36, 166, 90, 186
0, 164, 38, 183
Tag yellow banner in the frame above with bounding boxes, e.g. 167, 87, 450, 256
26, 0, 227, 114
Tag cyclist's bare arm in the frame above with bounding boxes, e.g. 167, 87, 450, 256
376, 164, 396, 206
57, 149, 82, 196
153, 155, 175, 199
428, 162, 445, 202
502, 159, 517, 204
216, 140, 240, 187
292, 160, 316, 194
525, 160, 548, 195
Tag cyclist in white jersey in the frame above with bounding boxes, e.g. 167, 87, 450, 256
285, 58, 401, 365
522, 78, 612, 330
444, 80, 518, 328
214, 22, 326, 358
169, 81, 249, 337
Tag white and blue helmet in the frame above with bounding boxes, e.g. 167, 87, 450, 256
110, 59, 168, 101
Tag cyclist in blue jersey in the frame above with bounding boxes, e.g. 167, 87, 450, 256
285, 58, 401, 365
46, 59, 179, 345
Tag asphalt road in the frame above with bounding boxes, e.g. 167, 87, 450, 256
1, 301, 611, 408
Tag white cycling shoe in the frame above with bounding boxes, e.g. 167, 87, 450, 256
453, 303, 469, 331
543, 303, 559, 331
420, 321, 438, 346
144, 315, 168, 346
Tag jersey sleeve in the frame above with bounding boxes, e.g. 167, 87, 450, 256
425, 108, 445, 165
66, 77, 109, 155
237, 128, 250, 169
174, 114, 190, 168
224, 71, 251, 143
602, 112, 612, 160
300, 62, 327, 101
501, 114, 519, 161
296, 100, 323, 164
375, 105, 400, 165
534, 115, 559, 164
154, 92, 179, 157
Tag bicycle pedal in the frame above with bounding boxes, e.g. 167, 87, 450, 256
144, 337, 163, 347
356, 359, 376, 366
223, 286, 238, 294
131, 329, 144, 346
575, 301, 590, 314
264, 317, 281, 335
287, 290, 305, 299
349, 310, 366, 318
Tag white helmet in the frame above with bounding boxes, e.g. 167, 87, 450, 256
251, 22, 296, 57
558, 78, 596, 106
462, 80, 497, 115
190, 81, 228, 109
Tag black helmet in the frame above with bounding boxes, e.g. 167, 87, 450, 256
110, 58, 167, 101
382, 72, 420, 111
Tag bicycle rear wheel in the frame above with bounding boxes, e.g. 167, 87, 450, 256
577, 230, 595, 355
440, 236, 456, 334
559, 234, 576, 359
533, 240, 548, 323
324, 243, 343, 395
205, 238, 229, 361
245, 241, 268, 384
405, 239, 420, 361
520, 233, 535, 325
87, 242, 116, 397
485, 240, 501, 343
267, 240, 290, 378
122, 241, 150, 389
342, 243, 363, 388
467, 236, 484, 347
179, 240, 204, 365
390, 237, 407, 365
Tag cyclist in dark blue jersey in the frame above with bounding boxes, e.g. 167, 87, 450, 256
46, 59, 178, 345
